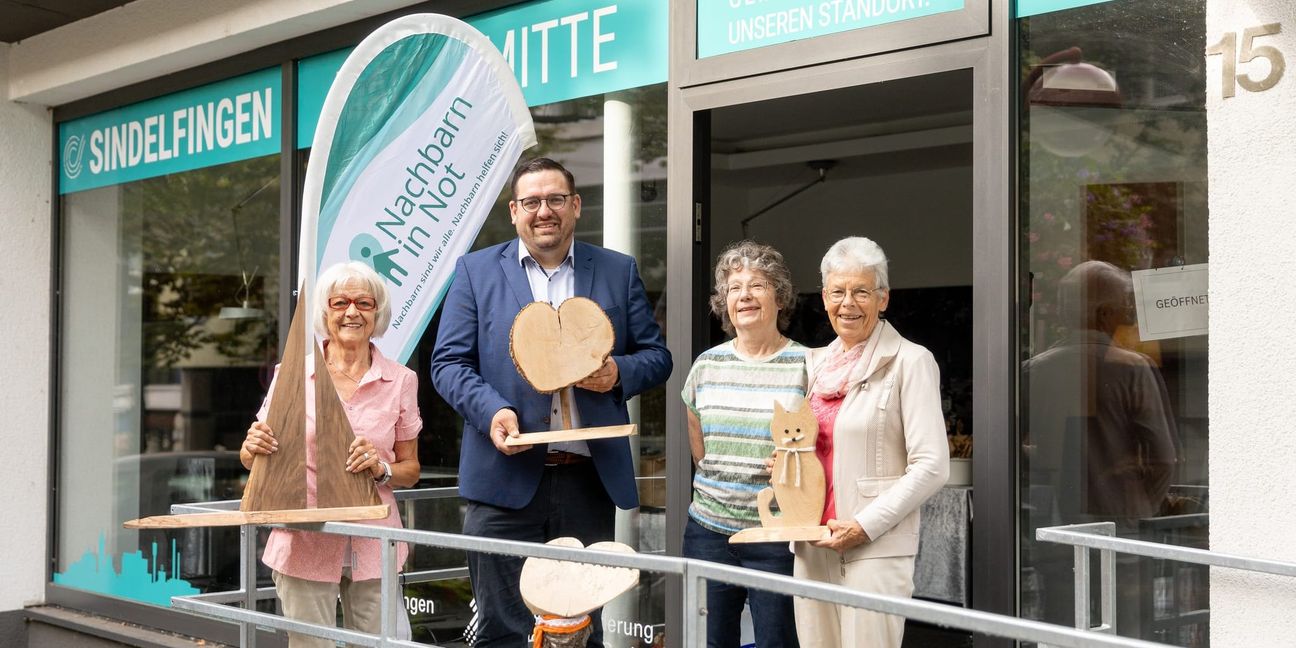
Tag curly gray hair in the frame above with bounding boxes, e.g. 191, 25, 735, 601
709, 240, 797, 335
820, 236, 890, 290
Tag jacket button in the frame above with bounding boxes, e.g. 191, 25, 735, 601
542, 416, 550, 424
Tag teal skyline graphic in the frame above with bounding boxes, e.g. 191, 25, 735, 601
54, 535, 199, 607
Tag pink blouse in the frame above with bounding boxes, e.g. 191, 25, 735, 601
810, 394, 843, 525
256, 344, 422, 582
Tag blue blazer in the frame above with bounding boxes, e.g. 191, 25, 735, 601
431, 240, 672, 510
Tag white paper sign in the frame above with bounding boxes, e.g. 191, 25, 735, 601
1131, 263, 1209, 341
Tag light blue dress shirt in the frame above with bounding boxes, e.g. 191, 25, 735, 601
517, 240, 589, 456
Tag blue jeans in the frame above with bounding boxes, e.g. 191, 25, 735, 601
463, 462, 615, 647
683, 517, 800, 648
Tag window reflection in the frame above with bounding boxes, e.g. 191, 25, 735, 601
1019, 2, 1209, 645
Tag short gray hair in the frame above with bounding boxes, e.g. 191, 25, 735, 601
314, 262, 393, 339
820, 236, 890, 290
710, 240, 797, 335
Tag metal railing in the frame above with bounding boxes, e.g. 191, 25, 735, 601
169, 493, 1178, 648
1037, 521, 1296, 637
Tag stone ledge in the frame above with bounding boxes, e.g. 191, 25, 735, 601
25, 606, 228, 648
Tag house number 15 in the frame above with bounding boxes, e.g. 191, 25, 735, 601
1205, 23, 1286, 98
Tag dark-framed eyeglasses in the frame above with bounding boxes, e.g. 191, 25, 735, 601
825, 287, 875, 305
328, 296, 377, 311
515, 193, 574, 213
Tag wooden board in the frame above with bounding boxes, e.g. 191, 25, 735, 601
510, 298, 614, 393
520, 538, 639, 617
124, 505, 390, 529
503, 423, 637, 447
729, 525, 831, 544
313, 344, 382, 509
241, 295, 309, 512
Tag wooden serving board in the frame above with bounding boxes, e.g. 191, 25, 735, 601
729, 525, 831, 544
124, 504, 389, 529
503, 423, 637, 447
241, 295, 310, 512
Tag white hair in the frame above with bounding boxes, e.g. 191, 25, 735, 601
820, 236, 890, 290
314, 262, 392, 339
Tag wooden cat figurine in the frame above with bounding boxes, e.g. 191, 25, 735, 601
756, 398, 826, 528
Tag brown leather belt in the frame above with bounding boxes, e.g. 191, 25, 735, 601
544, 451, 591, 466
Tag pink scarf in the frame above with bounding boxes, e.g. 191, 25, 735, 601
811, 323, 883, 399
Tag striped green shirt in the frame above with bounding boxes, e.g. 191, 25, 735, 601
682, 339, 808, 534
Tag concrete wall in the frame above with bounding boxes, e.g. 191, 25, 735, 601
0, 43, 53, 613
1208, 0, 1296, 645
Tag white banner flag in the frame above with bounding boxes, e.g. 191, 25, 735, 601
301, 14, 535, 362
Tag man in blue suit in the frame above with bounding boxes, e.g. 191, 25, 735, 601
431, 158, 672, 646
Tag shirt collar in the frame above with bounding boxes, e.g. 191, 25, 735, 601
517, 239, 575, 270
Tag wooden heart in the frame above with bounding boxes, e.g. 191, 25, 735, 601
520, 537, 640, 617
510, 297, 614, 393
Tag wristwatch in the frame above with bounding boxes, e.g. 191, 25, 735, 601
374, 460, 392, 485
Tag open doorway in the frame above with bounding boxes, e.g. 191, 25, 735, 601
696, 69, 976, 646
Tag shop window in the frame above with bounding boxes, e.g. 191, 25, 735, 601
56, 155, 282, 605
1018, 2, 1209, 644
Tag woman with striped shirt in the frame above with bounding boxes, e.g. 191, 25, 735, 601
682, 240, 804, 648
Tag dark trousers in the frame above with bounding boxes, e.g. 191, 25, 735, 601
683, 518, 800, 648
463, 462, 615, 647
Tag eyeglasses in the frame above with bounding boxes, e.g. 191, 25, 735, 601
825, 287, 876, 305
726, 282, 769, 297
328, 296, 377, 311
515, 193, 574, 213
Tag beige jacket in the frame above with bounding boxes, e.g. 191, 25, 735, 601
807, 322, 949, 560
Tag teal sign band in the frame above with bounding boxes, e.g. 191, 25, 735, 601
297, 0, 666, 148
1016, 0, 1116, 17
297, 48, 351, 147
58, 67, 280, 195
697, 0, 965, 58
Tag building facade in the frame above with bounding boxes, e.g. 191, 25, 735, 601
2, 0, 1293, 646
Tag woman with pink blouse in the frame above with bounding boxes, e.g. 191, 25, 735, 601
240, 262, 422, 647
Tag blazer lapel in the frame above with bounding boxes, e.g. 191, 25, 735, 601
574, 241, 595, 299
499, 239, 534, 307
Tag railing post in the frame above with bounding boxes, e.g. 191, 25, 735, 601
682, 564, 707, 647
381, 539, 399, 645
241, 523, 258, 648
1074, 545, 1091, 632
1099, 545, 1116, 634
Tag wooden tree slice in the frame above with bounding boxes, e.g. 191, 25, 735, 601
520, 538, 640, 617
241, 295, 309, 512
314, 343, 382, 509
124, 505, 390, 529
510, 298, 614, 393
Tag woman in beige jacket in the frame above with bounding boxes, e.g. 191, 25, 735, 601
793, 237, 949, 648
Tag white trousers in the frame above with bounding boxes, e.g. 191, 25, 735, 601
792, 545, 915, 648
272, 569, 382, 648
